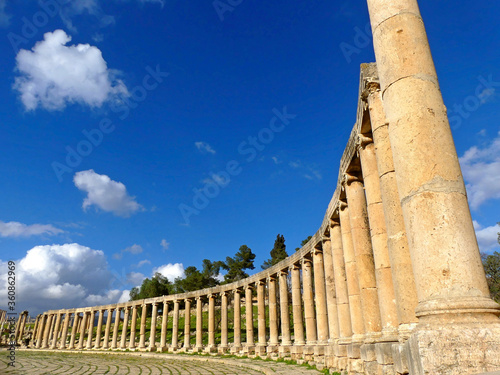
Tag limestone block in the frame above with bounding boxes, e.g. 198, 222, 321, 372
376, 342, 395, 365
361, 343, 377, 362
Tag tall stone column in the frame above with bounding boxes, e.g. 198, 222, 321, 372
245, 285, 254, 346
86, 310, 95, 349
129, 305, 138, 350
313, 246, 330, 344
208, 294, 216, 350
367, 85, 419, 330
331, 219, 353, 340
48, 314, 56, 345
120, 307, 130, 349
183, 298, 192, 349
149, 302, 158, 351
220, 292, 228, 350
94, 310, 104, 349
68, 313, 79, 350
322, 237, 340, 342
32, 315, 40, 347
41, 314, 53, 349
138, 303, 147, 350
195, 297, 203, 350
102, 308, 113, 350
278, 271, 291, 346
256, 280, 266, 348
344, 171, 383, 338
36, 314, 47, 348
290, 264, 305, 345
50, 313, 62, 349
111, 307, 121, 349
78, 311, 88, 350
302, 257, 317, 345
159, 301, 169, 351
358, 133, 399, 338
172, 300, 179, 349
268, 276, 279, 347
60, 313, 71, 349
366, 1, 500, 372
233, 289, 242, 349
339, 201, 365, 339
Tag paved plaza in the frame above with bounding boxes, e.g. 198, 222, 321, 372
0, 349, 324, 375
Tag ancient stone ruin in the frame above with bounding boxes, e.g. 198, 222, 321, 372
10, 1, 500, 374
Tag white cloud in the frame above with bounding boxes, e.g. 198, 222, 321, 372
0, 221, 63, 238
474, 221, 500, 253
74, 170, 143, 217
0, 0, 10, 27
160, 239, 170, 250
0, 243, 126, 314
14, 30, 128, 111
153, 263, 185, 282
459, 132, 500, 209
133, 259, 151, 268
126, 271, 145, 286
195, 141, 216, 155
113, 244, 144, 259
271, 156, 281, 164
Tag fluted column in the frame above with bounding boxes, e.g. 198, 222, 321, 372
94, 310, 104, 349
290, 264, 305, 345
245, 285, 254, 346
268, 276, 279, 346
172, 300, 179, 349
278, 271, 291, 345
159, 301, 169, 351
257, 280, 266, 347
68, 313, 79, 350
302, 257, 317, 345
138, 303, 147, 349
58, 313, 69, 349
331, 218, 353, 339
323, 237, 340, 342
195, 297, 203, 350
35, 314, 45, 348
183, 298, 192, 349
313, 246, 329, 344
102, 308, 113, 350
344, 171, 382, 337
41, 314, 53, 349
50, 313, 62, 349
358, 133, 399, 336
339, 201, 365, 338
86, 310, 95, 349
149, 302, 159, 351
111, 307, 121, 349
208, 294, 216, 349
367, 86, 418, 329
120, 307, 130, 349
220, 292, 228, 349
78, 311, 88, 350
129, 305, 138, 350
233, 289, 242, 348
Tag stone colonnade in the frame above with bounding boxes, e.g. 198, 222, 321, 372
29, 0, 500, 372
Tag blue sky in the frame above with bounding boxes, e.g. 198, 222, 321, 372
0, 0, 499, 315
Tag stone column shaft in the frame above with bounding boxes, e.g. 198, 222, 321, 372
111, 307, 121, 349
208, 294, 216, 348
221, 292, 228, 348
37, 315, 47, 348
184, 299, 192, 348
278, 271, 291, 345
172, 301, 179, 348
257, 281, 266, 346
78, 312, 88, 350
86, 311, 95, 349
313, 247, 330, 344
302, 258, 317, 344
291, 264, 305, 345
245, 286, 254, 346
196, 298, 203, 349
50, 313, 62, 349
120, 307, 130, 349
268, 276, 279, 346
139, 304, 147, 349
103, 308, 113, 349
160, 301, 169, 350
60, 313, 71, 349
233, 290, 242, 347
41, 314, 53, 349
149, 303, 158, 350
94, 310, 104, 349
129, 305, 138, 349
322, 238, 340, 342
68, 314, 79, 350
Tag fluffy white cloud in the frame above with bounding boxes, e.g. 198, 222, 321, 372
74, 170, 143, 217
474, 221, 500, 253
195, 141, 216, 155
126, 271, 145, 286
0, 220, 63, 237
0, 243, 126, 314
459, 132, 500, 210
160, 239, 170, 250
14, 30, 128, 111
113, 244, 143, 259
153, 263, 185, 282
133, 259, 151, 268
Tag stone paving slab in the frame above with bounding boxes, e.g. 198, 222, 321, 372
0, 349, 323, 375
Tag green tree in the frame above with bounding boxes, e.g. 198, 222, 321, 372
222, 245, 256, 283
295, 235, 312, 251
173, 259, 223, 293
483, 251, 500, 303
129, 272, 171, 301
262, 234, 288, 269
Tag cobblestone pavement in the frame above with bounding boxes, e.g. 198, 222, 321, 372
1, 349, 323, 375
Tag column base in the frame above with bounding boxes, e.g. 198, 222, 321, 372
254, 345, 267, 356
147, 346, 157, 352
230, 345, 242, 354
204, 345, 217, 353
278, 344, 291, 357
157, 346, 168, 352
217, 345, 229, 354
